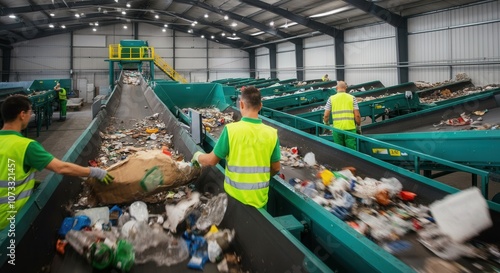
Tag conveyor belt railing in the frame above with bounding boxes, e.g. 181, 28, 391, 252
260, 106, 492, 198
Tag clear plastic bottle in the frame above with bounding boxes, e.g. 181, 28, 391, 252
65, 230, 99, 255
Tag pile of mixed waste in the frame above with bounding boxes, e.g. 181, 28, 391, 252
182, 107, 235, 133
262, 87, 321, 101
57, 112, 244, 272
419, 84, 500, 104
122, 71, 142, 85
432, 110, 499, 131
57, 189, 242, 272
279, 146, 499, 271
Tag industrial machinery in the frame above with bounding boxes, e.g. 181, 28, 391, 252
153, 80, 500, 272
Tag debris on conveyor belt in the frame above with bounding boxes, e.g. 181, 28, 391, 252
122, 71, 142, 85
419, 84, 500, 104
84, 113, 200, 205
261, 87, 319, 100
279, 148, 498, 266
414, 73, 472, 90
432, 110, 500, 131
58, 190, 245, 272
182, 107, 235, 132
355, 92, 402, 103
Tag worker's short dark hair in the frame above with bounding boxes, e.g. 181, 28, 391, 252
240, 86, 262, 110
1, 94, 31, 123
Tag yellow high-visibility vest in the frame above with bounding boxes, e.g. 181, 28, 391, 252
330, 93, 356, 130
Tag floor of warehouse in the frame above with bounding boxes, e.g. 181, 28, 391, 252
31, 102, 499, 200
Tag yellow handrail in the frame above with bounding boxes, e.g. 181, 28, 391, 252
108, 44, 188, 83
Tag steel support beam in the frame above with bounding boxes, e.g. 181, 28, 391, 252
0, 0, 117, 16
268, 44, 277, 79
340, 0, 405, 27
2, 48, 11, 82
292, 38, 304, 81
249, 49, 256, 79
335, 32, 345, 81
239, 0, 342, 37
396, 18, 409, 83
174, 0, 291, 39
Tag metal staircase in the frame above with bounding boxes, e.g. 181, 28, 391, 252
153, 55, 188, 83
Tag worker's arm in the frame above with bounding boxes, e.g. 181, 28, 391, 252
271, 161, 281, 177
197, 151, 221, 167
45, 158, 91, 176
323, 109, 331, 124
354, 109, 361, 126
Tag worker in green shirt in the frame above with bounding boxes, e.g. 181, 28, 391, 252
191, 86, 281, 208
54, 82, 67, 121
0, 95, 113, 230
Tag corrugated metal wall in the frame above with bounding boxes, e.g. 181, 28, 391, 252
255, 47, 270, 79
408, 1, 500, 85
345, 23, 398, 86
276, 42, 296, 80
303, 35, 335, 80
7, 23, 249, 89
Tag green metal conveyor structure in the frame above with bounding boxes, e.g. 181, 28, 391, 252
2, 74, 499, 273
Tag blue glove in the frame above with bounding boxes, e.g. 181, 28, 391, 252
89, 167, 113, 185
191, 151, 205, 168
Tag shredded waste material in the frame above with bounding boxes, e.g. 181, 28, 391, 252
122, 71, 142, 85
279, 146, 499, 270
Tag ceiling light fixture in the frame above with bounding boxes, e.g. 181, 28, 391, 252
280, 21, 298, 28
75, 13, 80, 18
126, 3, 131, 8
50, 12, 55, 17
95, 22, 99, 26
155, 14, 159, 19
164, 24, 168, 28
231, 22, 237, 27
61, 25, 66, 29
49, 24, 54, 28
221, 32, 225, 36
224, 15, 229, 20
309, 6, 352, 18
211, 35, 214, 39
233, 33, 236, 36
201, 35, 204, 38
89, 22, 94, 26
93, 28, 97, 31
191, 22, 195, 26
123, 25, 128, 29
162, 28, 166, 32
188, 29, 193, 33
269, 21, 274, 26
251, 31, 264, 36
204, 14, 208, 18
227, 37, 240, 40
114, 0, 119, 2
8, 14, 16, 19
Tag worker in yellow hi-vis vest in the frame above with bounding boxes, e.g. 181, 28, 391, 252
54, 82, 67, 121
191, 86, 281, 208
323, 81, 361, 150
0, 95, 113, 230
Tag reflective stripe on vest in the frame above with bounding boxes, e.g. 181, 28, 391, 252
0, 172, 35, 187
224, 120, 277, 208
0, 188, 33, 204
330, 93, 355, 130
58, 88, 67, 100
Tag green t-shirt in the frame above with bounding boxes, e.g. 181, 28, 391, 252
213, 117, 281, 162
0, 131, 54, 173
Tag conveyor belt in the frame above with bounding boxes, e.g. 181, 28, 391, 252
0, 73, 331, 273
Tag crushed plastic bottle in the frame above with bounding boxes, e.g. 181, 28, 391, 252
195, 193, 228, 231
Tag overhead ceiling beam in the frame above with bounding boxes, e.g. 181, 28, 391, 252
173, 0, 292, 39
239, 0, 342, 38
340, 0, 405, 27
174, 14, 264, 45
0, 0, 117, 16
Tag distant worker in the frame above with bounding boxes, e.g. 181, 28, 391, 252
322, 74, 330, 82
0, 95, 113, 230
191, 86, 281, 208
323, 81, 361, 150
54, 82, 67, 121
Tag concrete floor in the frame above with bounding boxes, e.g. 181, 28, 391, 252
32, 103, 93, 182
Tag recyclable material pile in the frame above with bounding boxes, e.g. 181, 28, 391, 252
419, 84, 500, 104
355, 92, 402, 103
122, 71, 142, 85
280, 147, 499, 270
261, 87, 319, 101
182, 107, 235, 133
57, 190, 244, 272
432, 110, 500, 130
83, 112, 200, 205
